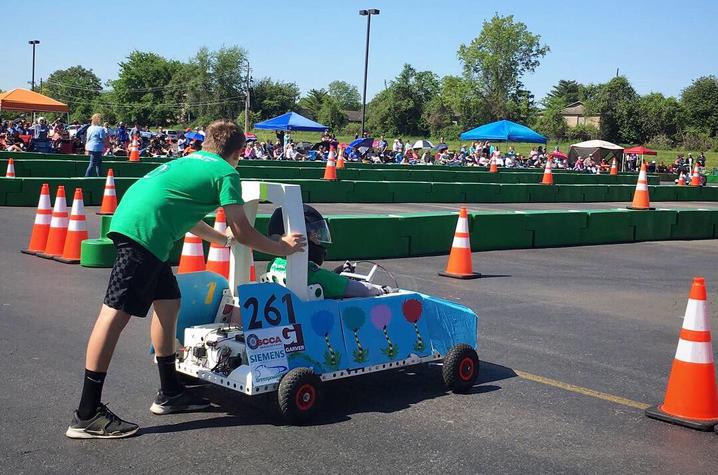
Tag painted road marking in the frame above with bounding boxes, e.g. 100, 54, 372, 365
514, 369, 650, 410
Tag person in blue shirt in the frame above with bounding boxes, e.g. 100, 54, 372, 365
116, 122, 129, 149
85, 114, 108, 176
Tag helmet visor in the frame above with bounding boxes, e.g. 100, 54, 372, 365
307, 219, 332, 247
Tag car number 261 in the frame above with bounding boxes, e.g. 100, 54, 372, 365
243, 292, 297, 330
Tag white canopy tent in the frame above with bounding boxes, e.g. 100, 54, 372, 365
568, 140, 624, 169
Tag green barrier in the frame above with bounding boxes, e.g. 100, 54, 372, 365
580, 209, 635, 244
629, 209, 677, 241
496, 184, 529, 203
400, 212, 458, 256
581, 185, 608, 202
325, 214, 410, 260
465, 183, 503, 203
429, 182, 467, 202
526, 184, 558, 202
524, 210, 588, 247
471, 211, 533, 250
649, 185, 677, 201
671, 209, 718, 240
556, 185, 584, 202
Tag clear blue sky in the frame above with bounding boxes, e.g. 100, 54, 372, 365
1, 0, 716, 102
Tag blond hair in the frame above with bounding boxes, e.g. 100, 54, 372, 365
91, 113, 102, 125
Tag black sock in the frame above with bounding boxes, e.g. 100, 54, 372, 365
156, 354, 182, 396
78, 369, 106, 420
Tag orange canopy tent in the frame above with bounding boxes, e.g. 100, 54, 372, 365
0, 88, 69, 113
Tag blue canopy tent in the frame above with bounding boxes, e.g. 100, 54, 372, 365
253, 111, 328, 132
459, 119, 546, 143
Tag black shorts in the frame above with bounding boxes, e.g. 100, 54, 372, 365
103, 233, 181, 317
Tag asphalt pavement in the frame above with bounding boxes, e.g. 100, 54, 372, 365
1, 205, 717, 474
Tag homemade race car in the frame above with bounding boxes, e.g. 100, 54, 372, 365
173, 181, 479, 423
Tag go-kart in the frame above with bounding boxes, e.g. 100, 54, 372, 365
173, 182, 479, 424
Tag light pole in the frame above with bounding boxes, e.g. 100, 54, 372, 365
359, 9, 379, 137
244, 59, 252, 134
28, 40, 40, 92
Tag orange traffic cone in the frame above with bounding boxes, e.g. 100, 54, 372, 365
21, 183, 52, 255
690, 165, 701, 186
5, 157, 16, 177
38, 186, 69, 259
646, 277, 718, 431
206, 208, 230, 279
128, 136, 140, 162
178, 232, 205, 273
323, 146, 337, 181
336, 146, 345, 169
610, 158, 618, 176
438, 207, 480, 279
55, 188, 88, 264
97, 169, 118, 215
249, 250, 257, 282
677, 173, 686, 186
627, 161, 654, 210
540, 158, 554, 185
488, 157, 498, 173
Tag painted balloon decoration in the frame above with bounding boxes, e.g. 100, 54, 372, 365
370, 304, 397, 359
402, 298, 425, 352
342, 306, 369, 363
310, 310, 341, 369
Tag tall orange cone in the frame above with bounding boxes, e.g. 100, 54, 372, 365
438, 207, 480, 279
97, 168, 118, 215
677, 173, 686, 186
5, 157, 16, 177
336, 146, 345, 169
627, 161, 654, 210
55, 188, 88, 264
249, 250, 257, 282
206, 208, 230, 279
646, 277, 718, 431
128, 136, 140, 162
488, 157, 498, 173
323, 145, 337, 181
178, 232, 205, 273
38, 186, 69, 259
21, 183, 52, 255
540, 158, 554, 185
690, 165, 701, 186
610, 158, 618, 176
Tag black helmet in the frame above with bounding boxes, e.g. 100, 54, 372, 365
268, 205, 332, 265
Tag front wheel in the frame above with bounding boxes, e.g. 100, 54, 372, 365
278, 368, 322, 424
442, 344, 479, 393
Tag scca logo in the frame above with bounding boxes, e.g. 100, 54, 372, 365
246, 333, 282, 350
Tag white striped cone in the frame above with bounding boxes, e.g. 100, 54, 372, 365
38, 186, 69, 258
178, 232, 205, 273
206, 208, 230, 279
98, 169, 117, 215
627, 162, 652, 210
6, 158, 16, 177
541, 159, 553, 185
646, 277, 718, 430
690, 166, 701, 186
323, 146, 337, 180
439, 207, 480, 279
22, 183, 52, 254
56, 188, 88, 263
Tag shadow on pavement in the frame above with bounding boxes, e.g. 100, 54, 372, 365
139, 359, 518, 434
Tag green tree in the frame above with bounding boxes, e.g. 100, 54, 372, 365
594, 76, 639, 143
211, 46, 249, 120
317, 98, 348, 131
250, 78, 300, 120
636, 93, 684, 142
457, 14, 549, 120
44, 66, 102, 122
298, 89, 329, 120
111, 51, 182, 124
327, 81, 361, 109
681, 75, 718, 136
534, 97, 567, 140
544, 80, 580, 105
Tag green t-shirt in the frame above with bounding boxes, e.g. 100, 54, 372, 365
109, 151, 243, 261
267, 258, 349, 299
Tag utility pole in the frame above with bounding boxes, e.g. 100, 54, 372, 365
244, 60, 251, 134
359, 9, 380, 137
28, 40, 40, 91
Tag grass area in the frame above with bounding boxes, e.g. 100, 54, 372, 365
250, 130, 718, 171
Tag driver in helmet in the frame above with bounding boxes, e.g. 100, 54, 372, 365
267, 205, 389, 299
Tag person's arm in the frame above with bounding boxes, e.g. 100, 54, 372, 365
224, 203, 305, 256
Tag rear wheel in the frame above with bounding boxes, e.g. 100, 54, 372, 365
278, 368, 322, 424
442, 344, 479, 393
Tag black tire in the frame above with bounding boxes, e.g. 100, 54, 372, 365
442, 344, 479, 393
278, 368, 322, 424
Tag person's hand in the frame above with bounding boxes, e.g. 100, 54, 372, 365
280, 233, 306, 255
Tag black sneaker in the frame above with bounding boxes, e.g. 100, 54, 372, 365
150, 389, 211, 415
65, 404, 139, 439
